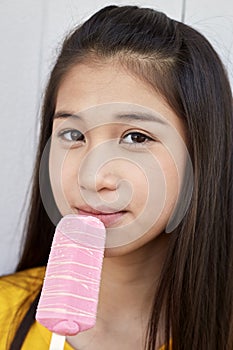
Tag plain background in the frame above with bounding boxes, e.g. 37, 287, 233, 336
0, 0, 232, 275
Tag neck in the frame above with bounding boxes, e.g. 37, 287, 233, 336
98, 234, 169, 330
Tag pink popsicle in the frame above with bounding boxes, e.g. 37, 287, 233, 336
36, 214, 106, 335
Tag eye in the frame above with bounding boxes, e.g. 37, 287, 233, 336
122, 132, 154, 144
58, 129, 85, 143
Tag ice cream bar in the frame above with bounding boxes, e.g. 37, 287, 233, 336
36, 214, 106, 336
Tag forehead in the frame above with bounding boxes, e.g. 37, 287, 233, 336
55, 63, 186, 137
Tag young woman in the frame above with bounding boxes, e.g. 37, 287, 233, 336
0, 5, 232, 350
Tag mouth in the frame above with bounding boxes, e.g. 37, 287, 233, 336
74, 207, 126, 227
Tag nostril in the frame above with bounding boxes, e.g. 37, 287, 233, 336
79, 170, 119, 193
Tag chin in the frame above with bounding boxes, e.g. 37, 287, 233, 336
103, 228, 169, 258
103, 243, 137, 258
103, 237, 149, 258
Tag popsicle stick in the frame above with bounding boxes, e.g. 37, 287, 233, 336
49, 333, 66, 350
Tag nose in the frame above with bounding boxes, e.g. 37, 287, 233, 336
78, 145, 120, 193
79, 167, 119, 192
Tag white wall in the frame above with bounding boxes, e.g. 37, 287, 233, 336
185, 0, 233, 86
0, 0, 232, 275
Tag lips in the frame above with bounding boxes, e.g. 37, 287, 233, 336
75, 207, 126, 227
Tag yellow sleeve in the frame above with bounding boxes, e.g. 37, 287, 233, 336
0, 267, 45, 349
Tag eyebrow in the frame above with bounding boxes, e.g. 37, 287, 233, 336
115, 112, 166, 124
53, 111, 166, 124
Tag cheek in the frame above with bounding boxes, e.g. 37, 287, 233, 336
117, 161, 148, 205
149, 145, 188, 236
141, 148, 180, 229
49, 145, 79, 214
162, 155, 180, 207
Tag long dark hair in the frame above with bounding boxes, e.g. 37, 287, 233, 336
15, 5, 233, 350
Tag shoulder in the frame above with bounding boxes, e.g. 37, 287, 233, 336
0, 266, 45, 292
0, 266, 45, 309
0, 267, 45, 349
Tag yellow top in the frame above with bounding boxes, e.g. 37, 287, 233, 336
0, 267, 170, 349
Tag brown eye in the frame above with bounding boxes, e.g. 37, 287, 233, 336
122, 132, 153, 144
131, 133, 147, 143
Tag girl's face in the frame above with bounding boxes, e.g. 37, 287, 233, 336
49, 62, 189, 254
